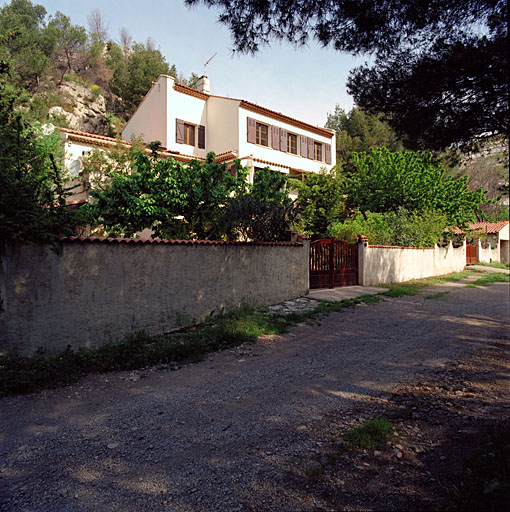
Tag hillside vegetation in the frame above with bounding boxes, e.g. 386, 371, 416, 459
0, 0, 198, 136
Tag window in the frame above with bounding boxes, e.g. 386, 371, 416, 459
184, 123, 195, 146
288, 133, 297, 154
314, 141, 322, 161
256, 122, 269, 146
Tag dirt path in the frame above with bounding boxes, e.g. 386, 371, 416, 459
1, 282, 509, 511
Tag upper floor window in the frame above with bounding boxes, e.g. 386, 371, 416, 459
288, 133, 297, 155
184, 123, 195, 146
256, 122, 269, 146
314, 141, 322, 161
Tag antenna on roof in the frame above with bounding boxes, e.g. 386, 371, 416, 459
203, 52, 217, 76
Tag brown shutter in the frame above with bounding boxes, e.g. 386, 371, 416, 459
280, 128, 288, 152
325, 143, 331, 164
176, 119, 185, 143
198, 125, 205, 149
308, 138, 314, 159
247, 117, 256, 143
271, 125, 280, 150
300, 135, 308, 157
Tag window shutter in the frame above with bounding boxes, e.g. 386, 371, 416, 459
325, 143, 331, 164
300, 135, 308, 157
198, 125, 205, 149
307, 138, 314, 159
271, 126, 280, 150
176, 119, 185, 143
280, 128, 288, 152
247, 117, 256, 143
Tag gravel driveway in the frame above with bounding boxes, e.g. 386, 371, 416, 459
1, 281, 509, 512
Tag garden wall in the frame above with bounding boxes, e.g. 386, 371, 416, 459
358, 239, 466, 286
0, 237, 309, 356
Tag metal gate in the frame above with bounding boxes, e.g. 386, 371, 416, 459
466, 244, 478, 265
310, 238, 358, 289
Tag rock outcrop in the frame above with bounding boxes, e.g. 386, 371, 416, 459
48, 80, 108, 135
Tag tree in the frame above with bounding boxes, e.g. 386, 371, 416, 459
289, 168, 346, 240
46, 11, 87, 84
187, 0, 508, 149
216, 167, 296, 241
325, 105, 402, 168
87, 146, 248, 239
345, 148, 488, 227
87, 8, 109, 44
107, 41, 175, 117
0, 62, 78, 243
0, 0, 55, 88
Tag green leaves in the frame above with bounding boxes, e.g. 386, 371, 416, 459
346, 148, 488, 227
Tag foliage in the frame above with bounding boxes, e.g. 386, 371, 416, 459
289, 167, 345, 240
325, 105, 403, 168
0, 0, 54, 88
0, 64, 79, 243
216, 167, 296, 241
330, 208, 448, 247
106, 41, 176, 117
188, 0, 508, 149
344, 418, 392, 450
86, 146, 249, 239
346, 149, 488, 227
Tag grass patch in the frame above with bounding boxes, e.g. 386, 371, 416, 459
0, 296, 381, 396
0, 307, 289, 396
381, 270, 477, 297
476, 261, 510, 270
425, 291, 450, 300
344, 418, 392, 450
469, 272, 510, 287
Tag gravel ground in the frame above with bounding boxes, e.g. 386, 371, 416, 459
0, 281, 509, 511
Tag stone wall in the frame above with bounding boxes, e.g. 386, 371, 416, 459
358, 240, 466, 286
0, 238, 309, 356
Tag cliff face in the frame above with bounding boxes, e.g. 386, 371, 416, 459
48, 80, 109, 135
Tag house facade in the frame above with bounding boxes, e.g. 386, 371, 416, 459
121, 74, 336, 182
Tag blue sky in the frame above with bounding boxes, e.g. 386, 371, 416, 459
27, 0, 365, 126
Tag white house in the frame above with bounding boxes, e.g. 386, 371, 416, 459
61, 74, 336, 207
122, 74, 336, 182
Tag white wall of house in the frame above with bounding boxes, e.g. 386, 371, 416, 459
122, 76, 168, 147
238, 107, 335, 174
206, 96, 240, 155
63, 139, 95, 177
166, 78, 208, 158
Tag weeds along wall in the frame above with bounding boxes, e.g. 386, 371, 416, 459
358, 240, 467, 286
0, 239, 309, 356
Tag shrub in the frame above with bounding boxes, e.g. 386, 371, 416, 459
330, 208, 447, 246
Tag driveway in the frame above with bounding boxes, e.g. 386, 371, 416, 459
1, 281, 509, 511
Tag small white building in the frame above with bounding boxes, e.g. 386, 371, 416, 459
122, 74, 336, 182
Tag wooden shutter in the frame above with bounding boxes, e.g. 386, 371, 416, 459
308, 138, 314, 159
247, 117, 256, 143
280, 128, 288, 152
176, 119, 185, 143
325, 143, 331, 164
300, 135, 308, 157
271, 126, 280, 150
198, 125, 205, 149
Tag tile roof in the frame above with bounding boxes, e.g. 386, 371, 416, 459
59, 236, 301, 247
449, 221, 509, 235
170, 78, 335, 139
468, 221, 509, 234
60, 128, 238, 164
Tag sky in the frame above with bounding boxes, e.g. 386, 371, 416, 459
22, 0, 366, 127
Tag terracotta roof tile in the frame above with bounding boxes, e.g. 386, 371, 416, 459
468, 221, 509, 234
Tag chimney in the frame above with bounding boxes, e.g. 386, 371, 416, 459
197, 75, 210, 94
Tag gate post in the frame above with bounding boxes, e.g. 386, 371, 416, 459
329, 237, 334, 288
357, 235, 368, 286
